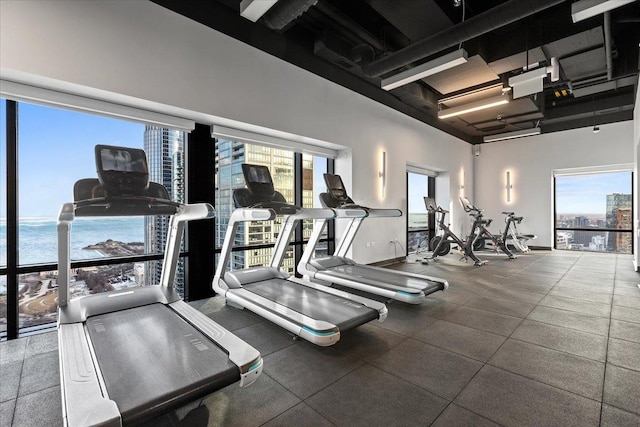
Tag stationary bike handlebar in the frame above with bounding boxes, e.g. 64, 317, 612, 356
503, 212, 523, 224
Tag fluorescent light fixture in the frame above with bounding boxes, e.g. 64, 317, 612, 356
483, 127, 541, 143
508, 58, 558, 99
438, 94, 509, 119
509, 69, 545, 99
571, 0, 636, 23
381, 49, 468, 91
240, 0, 279, 22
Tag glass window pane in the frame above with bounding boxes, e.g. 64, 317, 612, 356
407, 172, 430, 254
17, 103, 186, 265
555, 171, 632, 253
13, 102, 188, 331
18, 261, 147, 329
303, 155, 328, 241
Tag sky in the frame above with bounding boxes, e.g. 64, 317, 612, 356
407, 172, 430, 214
2, 101, 145, 218
555, 171, 631, 215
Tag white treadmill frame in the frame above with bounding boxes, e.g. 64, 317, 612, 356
57, 201, 263, 427
298, 205, 449, 304
212, 207, 387, 346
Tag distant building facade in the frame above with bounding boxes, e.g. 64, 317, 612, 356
606, 193, 632, 252
143, 126, 185, 291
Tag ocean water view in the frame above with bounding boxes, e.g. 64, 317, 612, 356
0, 216, 144, 294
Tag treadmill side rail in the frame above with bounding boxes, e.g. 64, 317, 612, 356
169, 300, 263, 387
59, 323, 120, 427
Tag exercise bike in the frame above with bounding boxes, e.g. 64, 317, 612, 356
459, 197, 516, 260
502, 211, 537, 252
423, 197, 486, 267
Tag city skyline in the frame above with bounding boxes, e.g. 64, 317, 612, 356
555, 171, 631, 214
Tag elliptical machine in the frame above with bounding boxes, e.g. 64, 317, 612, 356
459, 197, 516, 260
424, 197, 486, 267
502, 211, 537, 252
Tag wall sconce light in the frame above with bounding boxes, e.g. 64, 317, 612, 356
506, 170, 513, 203
379, 151, 386, 198
459, 170, 465, 197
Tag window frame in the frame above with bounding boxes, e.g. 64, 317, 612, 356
553, 171, 634, 253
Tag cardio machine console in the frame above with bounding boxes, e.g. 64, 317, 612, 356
95, 145, 149, 195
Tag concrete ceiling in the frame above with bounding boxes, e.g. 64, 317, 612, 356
153, 0, 640, 144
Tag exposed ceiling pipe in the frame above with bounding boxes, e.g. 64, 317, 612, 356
362, 0, 566, 78
262, 0, 318, 31
604, 11, 613, 81
314, 1, 385, 52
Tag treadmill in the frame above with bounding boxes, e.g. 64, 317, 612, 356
57, 145, 262, 427
298, 173, 448, 304
212, 164, 387, 347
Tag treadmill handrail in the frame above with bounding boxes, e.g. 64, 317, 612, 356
270, 207, 335, 269
365, 208, 402, 218
334, 208, 368, 218
213, 207, 276, 295
57, 201, 214, 308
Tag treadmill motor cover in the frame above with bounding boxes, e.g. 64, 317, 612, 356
86, 303, 238, 424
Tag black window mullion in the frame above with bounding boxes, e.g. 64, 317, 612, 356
185, 124, 215, 301
427, 176, 436, 244
553, 175, 557, 250
6, 100, 18, 339
293, 153, 303, 277
326, 158, 335, 255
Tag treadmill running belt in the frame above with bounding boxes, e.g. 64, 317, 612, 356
244, 278, 379, 331
86, 303, 238, 424
329, 264, 445, 294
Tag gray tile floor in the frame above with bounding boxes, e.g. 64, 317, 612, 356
1, 250, 639, 426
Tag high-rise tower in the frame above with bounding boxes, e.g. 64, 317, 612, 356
606, 193, 632, 252
215, 140, 313, 274
143, 126, 185, 292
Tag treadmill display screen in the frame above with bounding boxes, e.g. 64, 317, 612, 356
99, 147, 147, 173
324, 173, 345, 191
95, 145, 149, 193
245, 165, 271, 184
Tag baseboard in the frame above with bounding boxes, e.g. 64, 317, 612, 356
528, 246, 552, 251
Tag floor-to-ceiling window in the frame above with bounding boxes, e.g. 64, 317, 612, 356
406, 171, 435, 255
555, 171, 633, 253
214, 140, 334, 276
1, 99, 186, 339
1, 97, 335, 340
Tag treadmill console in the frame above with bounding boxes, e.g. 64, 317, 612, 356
95, 145, 149, 195
323, 174, 358, 207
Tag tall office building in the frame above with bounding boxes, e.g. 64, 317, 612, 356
144, 126, 185, 291
606, 193, 632, 252
215, 140, 313, 274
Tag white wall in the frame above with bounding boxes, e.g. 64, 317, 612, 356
0, 0, 473, 264
474, 122, 635, 249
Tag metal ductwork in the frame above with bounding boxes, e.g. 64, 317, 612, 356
363, 0, 566, 78
262, 0, 318, 31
